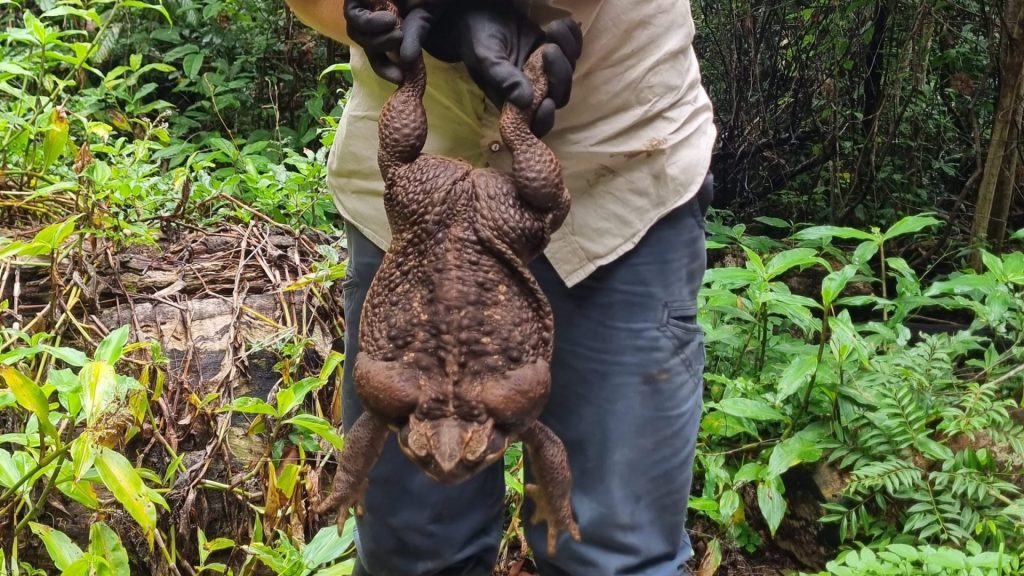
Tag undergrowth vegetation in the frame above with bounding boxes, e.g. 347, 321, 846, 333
2, 0, 1023, 574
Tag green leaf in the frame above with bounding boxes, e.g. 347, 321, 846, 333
776, 355, 817, 403
302, 517, 356, 568
95, 326, 130, 364
29, 523, 83, 571
767, 432, 822, 478
732, 462, 766, 486
33, 215, 79, 251
220, 397, 278, 417
70, 436, 95, 483
793, 225, 874, 242
753, 216, 791, 229
821, 265, 857, 306
319, 62, 352, 81
89, 522, 129, 576
715, 398, 786, 422
718, 489, 740, 521
276, 463, 301, 498
182, 53, 203, 79
0, 366, 58, 440
851, 241, 879, 266
913, 436, 953, 461
757, 479, 787, 536
286, 414, 345, 451
122, 0, 172, 24
764, 248, 821, 280
40, 345, 88, 367
94, 447, 157, 546
882, 214, 942, 241
926, 547, 966, 570
79, 361, 122, 427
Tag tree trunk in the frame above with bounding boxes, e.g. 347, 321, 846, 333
971, 0, 1024, 263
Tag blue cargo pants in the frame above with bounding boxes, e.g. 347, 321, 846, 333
338, 180, 711, 576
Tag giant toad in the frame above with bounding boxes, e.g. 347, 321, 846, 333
316, 1, 579, 554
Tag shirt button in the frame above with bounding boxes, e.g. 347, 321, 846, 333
488, 141, 501, 153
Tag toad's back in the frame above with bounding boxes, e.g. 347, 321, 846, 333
359, 154, 554, 383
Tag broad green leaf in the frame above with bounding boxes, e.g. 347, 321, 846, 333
89, 522, 129, 576
319, 351, 345, 381
40, 345, 88, 367
767, 432, 822, 478
33, 215, 79, 250
276, 463, 301, 498
0, 448, 25, 490
882, 214, 941, 240
793, 225, 874, 242
776, 355, 818, 403
741, 246, 767, 276
732, 462, 766, 485
94, 447, 157, 546
757, 478, 787, 536
913, 436, 953, 461
703, 267, 758, 286
70, 436, 95, 483
220, 397, 278, 417
926, 547, 966, 569
764, 248, 821, 280
302, 517, 356, 568
718, 489, 740, 522
715, 398, 786, 422
0, 366, 58, 440
886, 543, 920, 561
753, 216, 791, 229
122, 0, 172, 23
41, 107, 69, 172
314, 559, 356, 576
821, 265, 857, 306
1011, 228, 1024, 241
277, 377, 322, 415
286, 414, 345, 451
851, 241, 879, 266
182, 52, 203, 78
79, 361, 121, 428
28, 523, 83, 571
828, 310, 869, 366
319, 62, 352, 81
924, 273, 997, 296
94, 326, 130, 364
700, 411, 757, 438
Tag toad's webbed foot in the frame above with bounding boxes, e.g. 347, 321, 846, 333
314, 413, 390, 532
521, 421, 580, 555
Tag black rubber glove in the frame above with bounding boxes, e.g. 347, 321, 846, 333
401, 1, 583, 137
344, 0, 454, 84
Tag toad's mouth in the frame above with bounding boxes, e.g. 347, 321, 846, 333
396, 415, 509, 484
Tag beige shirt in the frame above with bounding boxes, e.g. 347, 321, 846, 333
326, 0, 716, 287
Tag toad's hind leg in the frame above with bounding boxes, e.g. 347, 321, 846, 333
314, 413, 389, 532
522, 421, 581, 555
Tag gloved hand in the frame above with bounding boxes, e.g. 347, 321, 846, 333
343, 0, 454, 83
400, 1, 583, 137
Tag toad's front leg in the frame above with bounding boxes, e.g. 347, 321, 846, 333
521, 421, 581, 555
314, 412, 389, 532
